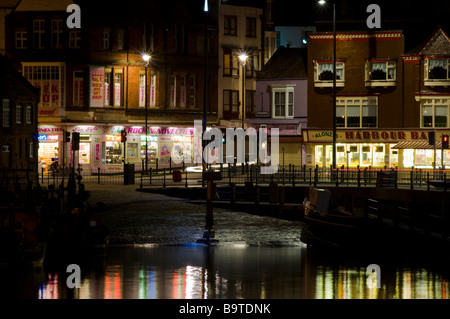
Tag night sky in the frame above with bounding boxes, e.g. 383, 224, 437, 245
274, 0, 450, 52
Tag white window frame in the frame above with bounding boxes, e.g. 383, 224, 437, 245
271, 85, 295, 119
2, 99, 10, 127
313, 61, 345, 88
15, 31, 27, 49
365, 59, 396, 87
419, 97, 450, 128
425, 58, 450, 87
336, 97, 378, 128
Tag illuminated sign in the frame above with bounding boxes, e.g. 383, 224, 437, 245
38, 135, 47, 141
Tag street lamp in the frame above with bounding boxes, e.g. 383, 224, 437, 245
319, 0, 337, 170
238, 51, 248, 129
142, 53, 151, 172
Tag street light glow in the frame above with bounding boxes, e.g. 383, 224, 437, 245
318, 0, 326, 5
238, 52, 248, 65
142, 54, 151, 64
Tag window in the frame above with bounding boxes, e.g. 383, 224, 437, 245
365, 59, 396, 86
189, 76, 196, 108
33, 20, 45, 49
15, 32, 27, 49
69, 31, 81, 48
73, 71, 84, 106
272, 86, 294, 118
224, 16, 237, 36
51, 20, 63, 49
104, 69, 112, 106
170, 75, 176, 107
314, 61, 345, 87
336, 97, 378, 128
16, 104, 22, 124
22, 63, 65, 109
139, 73, 146, 107
245, 54, 259, 78
180, 76, 186, 108
26, 105, 32, 124
246, 90, 255, 115
2, 99, 10, 127
103, 29, 111, 50
223, 90, 239, 117
421, 98, 450, 128
114, 72, 122, 107
425, 58, 450, 85
223, 48, 239, 76
246, 18, 257, 38
117, 29, 125, 50
174, 25, 185, 53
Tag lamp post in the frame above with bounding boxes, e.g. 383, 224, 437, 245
202, 0, 208, 187
238, 51, 248, 129
319, 0, 337, 170
142, 53, 151, 172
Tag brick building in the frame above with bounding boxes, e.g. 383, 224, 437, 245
304, 27, 450, 169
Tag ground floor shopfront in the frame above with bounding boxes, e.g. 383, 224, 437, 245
37, 124, 195, 174
303, 129, 450, 169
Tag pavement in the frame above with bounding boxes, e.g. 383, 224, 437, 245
83, 182, 305, 247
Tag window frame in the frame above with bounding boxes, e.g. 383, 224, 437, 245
51, 19, 63, 49
335, 97, 378, 128
15, 31, 27, 49
33, 20, 45, 49
246, 17, 257, 38
2, 99, 11, 128
420, 97, 450, 128
223, 48, 239, 77
365, 59, 397, 87
271, 85, 295, 119
224, 15, 237, 36
69, 30, 81, 49
313, 60, 345, 87
425, 57, 450, 86
16, 104, 23, 124
26, 105, 32, 124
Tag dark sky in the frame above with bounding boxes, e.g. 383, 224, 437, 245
274, 0, 450, 51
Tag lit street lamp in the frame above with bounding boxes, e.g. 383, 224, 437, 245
142, 53, 151, 172
319, 0, 337, 170
238, 51, 248, 129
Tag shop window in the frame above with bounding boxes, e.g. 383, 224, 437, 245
272, 86, 294, 118
365, 60, 396, 87
315, 145, 323, 166
420, 98, 449, 128
361, 145, 372, 166
105, 138, 122, 164
425, 58, 450, 86
336, 97, 377, 128
314, 61, 345, 87
373, 145, 385, 167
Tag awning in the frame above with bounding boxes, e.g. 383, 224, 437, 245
391, 141, 442, 149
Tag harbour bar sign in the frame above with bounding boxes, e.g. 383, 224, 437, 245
303, 129, 449, 143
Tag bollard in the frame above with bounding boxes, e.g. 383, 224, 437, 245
282, 168, 285, 185
336, 169, 339, 187
98, 167, 101, 184
163, 168, 166, 188
169, 157, 172, 173
149, 167, 152, 185
314, 166, 318, 187
185, 170, 188, 188
41, 167, 44, 184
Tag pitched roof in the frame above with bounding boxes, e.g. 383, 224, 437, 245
257, 46, 307, 80
409, 26, 450, 55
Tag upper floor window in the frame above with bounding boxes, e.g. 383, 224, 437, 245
117, 29, 125, 51
271, 85, 295, 118
245, 54, 259, 78
73, 71, 84, 106
313, 60, 345, 87
33, 20, 45, 49
2, 99, 10, 127
336, 97, 378, 128
224, 16, 237, 36
16, 104, 23, 124
365, 59, 396, 87
425, 58, 450, 86
246, 18, 257, 38
26, 105, 32, 124
51, 20, 63, 49
69, 31, 81, 49
103, 29, 111, 50
421, 98, 450, 128
223, 48, 239, 77
15, 31, 27, 49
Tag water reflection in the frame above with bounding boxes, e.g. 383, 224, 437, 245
3, 244, 450, 299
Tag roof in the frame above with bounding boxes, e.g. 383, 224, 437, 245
257, 46, 307, 80
14, 0, 74, 11
0, 54, 40, 99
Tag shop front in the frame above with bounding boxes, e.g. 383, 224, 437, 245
303, 129, 450, 169
37, 125, 64, 173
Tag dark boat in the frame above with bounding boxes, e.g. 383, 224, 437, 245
300, 188, 368, 248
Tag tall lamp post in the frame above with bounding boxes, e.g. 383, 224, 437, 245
142, 53, 151, 172
238, 51, 248, 129
319, 0, 337, 170
202, 0, 209, 187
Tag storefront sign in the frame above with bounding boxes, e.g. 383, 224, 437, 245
39, 126, 63, 133
38, 135, 47, 141
304, 129, 447, 143
72, 126, 100, 134
47, 135, 59, 141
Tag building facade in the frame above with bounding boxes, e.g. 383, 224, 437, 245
305, 28, 450, 170
5, 0, 219, 174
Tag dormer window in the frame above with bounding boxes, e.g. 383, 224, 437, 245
365, 59, 396, 87
425, 57, 450, 86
